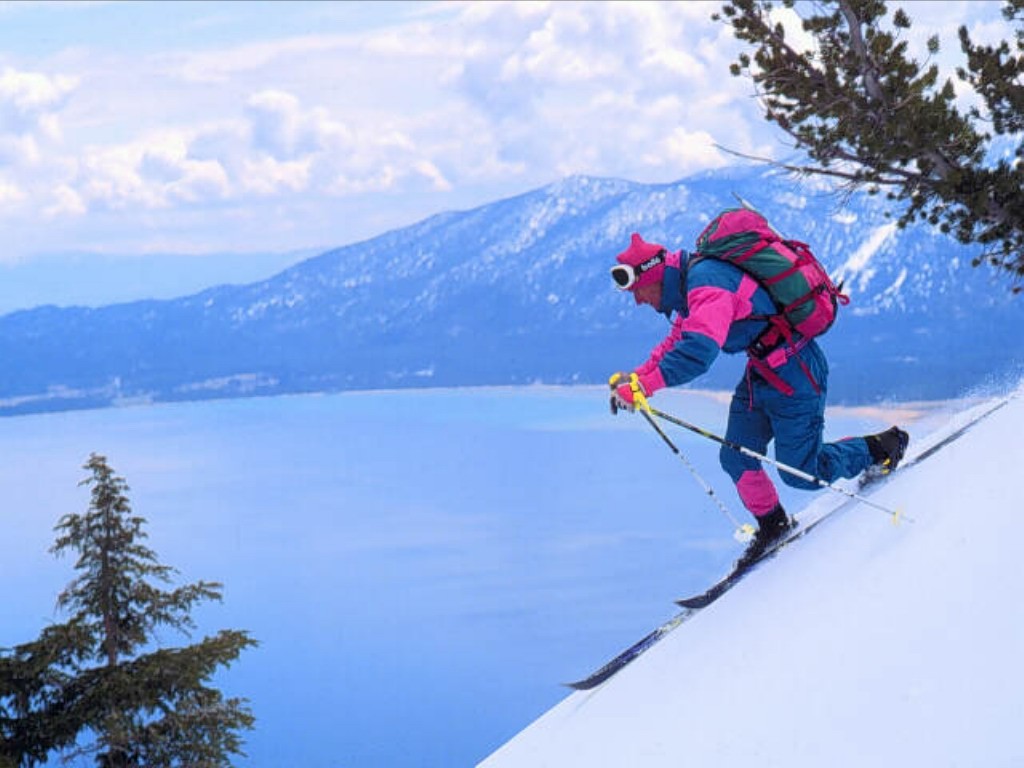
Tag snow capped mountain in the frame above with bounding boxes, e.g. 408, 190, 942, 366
0, 165, 1020, 416
480, 387, 1024, 767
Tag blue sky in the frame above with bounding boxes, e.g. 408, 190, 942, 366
0, 1, 1010, 302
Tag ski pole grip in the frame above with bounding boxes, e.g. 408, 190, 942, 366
629, 373, 651, 414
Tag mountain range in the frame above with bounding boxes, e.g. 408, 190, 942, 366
0, 164, 1021, 416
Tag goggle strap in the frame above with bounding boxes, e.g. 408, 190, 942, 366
611, 248, 666, 290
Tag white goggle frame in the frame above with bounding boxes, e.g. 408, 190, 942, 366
610, 249, 665, 290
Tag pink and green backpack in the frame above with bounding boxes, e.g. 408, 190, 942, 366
692, 206, 849, 359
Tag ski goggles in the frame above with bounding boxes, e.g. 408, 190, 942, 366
610, 249, 666, 290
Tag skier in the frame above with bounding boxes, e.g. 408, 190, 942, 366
609, 231, 909, 568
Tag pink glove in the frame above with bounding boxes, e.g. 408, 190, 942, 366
608, 372, 646, 414
611, 380, 637, 413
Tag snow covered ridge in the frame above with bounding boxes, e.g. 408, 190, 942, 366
481, 385, 1024, 768
0, 164, 1020, 416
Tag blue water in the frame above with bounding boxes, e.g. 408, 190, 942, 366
0, 388, 887, 766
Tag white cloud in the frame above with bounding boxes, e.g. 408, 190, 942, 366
44, 183, 84, 217
0, 67, 76, 175
73, 128, 233, 210
240, 154, 310, 196
0, 177, 24, 206
244, 89, 346, 160
0, 0, 1008, 261
766, 4, 819, 58
0, 133, 40, 165
413, 159, 452, 192
656, 127, 726, 171
0, 67, 77, 134
139, 138, 231, 204
0, 3, 751, 217
160, 33, 356, 85
430, 1, 758, 182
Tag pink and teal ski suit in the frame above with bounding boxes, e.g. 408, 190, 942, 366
631, 250, 874, 519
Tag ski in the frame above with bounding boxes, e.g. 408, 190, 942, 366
564, 391, 1016, 692
676, 391, 1015, 610
563, 609, 696, 691
674, 485, 867, 609
563, 494, 848, 690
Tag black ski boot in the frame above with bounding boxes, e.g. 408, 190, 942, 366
865, 426, 910, 474
735, 504, 794, 571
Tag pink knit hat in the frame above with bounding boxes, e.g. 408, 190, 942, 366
611, 233, 667, 291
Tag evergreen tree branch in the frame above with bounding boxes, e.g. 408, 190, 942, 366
715, 0, 1024, 282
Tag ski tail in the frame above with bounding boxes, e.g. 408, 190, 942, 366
564, 611, 694, 690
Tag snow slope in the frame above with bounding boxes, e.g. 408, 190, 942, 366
481, 386, 1024, 767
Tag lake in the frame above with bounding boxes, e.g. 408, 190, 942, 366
0, 386, 896, 766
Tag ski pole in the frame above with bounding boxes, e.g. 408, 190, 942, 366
648, 405, 911, 524
641, 406, 756, 541
614, 374, 754, 541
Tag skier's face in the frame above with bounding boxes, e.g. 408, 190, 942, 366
632, 281, 661, 311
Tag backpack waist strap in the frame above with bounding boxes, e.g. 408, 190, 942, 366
744, 318, 820, 399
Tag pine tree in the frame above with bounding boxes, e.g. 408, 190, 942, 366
714, 0, 1024, 285
0, 622, 93, 766
0, 453, 256, 767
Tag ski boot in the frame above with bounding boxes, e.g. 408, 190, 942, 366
865, 426, 910, 475
735, 505, 794, 571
